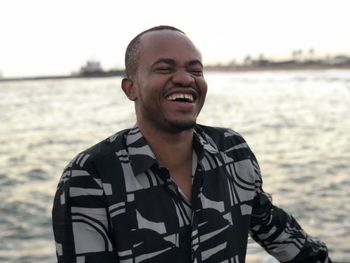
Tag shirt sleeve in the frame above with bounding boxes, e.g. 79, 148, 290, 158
249, 163, 331, 263
52, 153, 118, 263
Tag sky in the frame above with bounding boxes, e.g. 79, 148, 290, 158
0, 0, 350, 77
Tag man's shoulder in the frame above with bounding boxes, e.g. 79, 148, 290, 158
197, 124, 256, 162
65, 128, 130, 170
197, 124, 246, 144
85, 128, 130, 157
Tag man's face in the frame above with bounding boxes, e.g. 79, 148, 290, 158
131, 30, 207, 133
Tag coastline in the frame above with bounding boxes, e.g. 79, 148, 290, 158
1, 64, 349, 83
0, 69, 125, 82
205, 64, 350, 73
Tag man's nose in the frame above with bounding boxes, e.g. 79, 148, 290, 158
171, 69, 195, 86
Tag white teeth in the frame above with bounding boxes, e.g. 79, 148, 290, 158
166, 93, 194, 102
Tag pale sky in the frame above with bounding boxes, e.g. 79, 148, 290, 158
1, 0, 349, 77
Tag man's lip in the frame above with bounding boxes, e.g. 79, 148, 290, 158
166, 93, 194, 103
164, 88, 199, 101
164, 97, 196, 111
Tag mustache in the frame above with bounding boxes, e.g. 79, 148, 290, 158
164, 84, 199, 94
163, 85, 200, 99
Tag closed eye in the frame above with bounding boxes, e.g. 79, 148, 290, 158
155, 67, 174, 74
189, 69, 203, 76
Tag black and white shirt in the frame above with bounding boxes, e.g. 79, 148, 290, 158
52, 124, 330, 263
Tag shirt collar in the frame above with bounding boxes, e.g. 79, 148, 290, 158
193, 126, 220, 155
126, 126, 157, 176
126, 125, 220, 176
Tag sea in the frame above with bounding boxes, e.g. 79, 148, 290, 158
0, 70, 349, 263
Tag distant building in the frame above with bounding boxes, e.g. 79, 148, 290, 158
80, 60, 103, 75
327, 55, 350, 65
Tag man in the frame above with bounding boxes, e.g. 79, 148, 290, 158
52, 26, 332, 262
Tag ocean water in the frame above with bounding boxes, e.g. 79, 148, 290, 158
0, 70, 349, 262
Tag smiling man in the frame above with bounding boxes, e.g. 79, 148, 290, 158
52, 26, 332, 263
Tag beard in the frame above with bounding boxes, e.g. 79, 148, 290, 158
136, 96, 200, 134
165, 119, 196, 133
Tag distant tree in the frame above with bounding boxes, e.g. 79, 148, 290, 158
228, 59, 236, 67
308, 48, 315, 61
292, 49, 303, 62
244, 55, 252, 65
298, 49, 303, 61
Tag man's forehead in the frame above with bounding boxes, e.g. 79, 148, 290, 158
139, 30, 201, 59
140, 29, 186, 41
140, 30, 196, 49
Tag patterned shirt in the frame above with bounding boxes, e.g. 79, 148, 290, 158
52, 125, 331, 263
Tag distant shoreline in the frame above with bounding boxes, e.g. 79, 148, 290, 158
205, 64, 350, 73
1, 65, 350, 82
0, 70, 125, 82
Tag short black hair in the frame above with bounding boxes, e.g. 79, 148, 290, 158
124, 25, 184, 78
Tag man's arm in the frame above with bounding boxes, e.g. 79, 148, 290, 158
52, 153, 118, 263
250, 177, 332, 263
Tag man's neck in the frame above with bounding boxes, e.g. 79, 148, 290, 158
137, 122, 195, 199
137, 123, 194, 170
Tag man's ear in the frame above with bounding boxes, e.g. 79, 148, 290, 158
121, 78, 137, 101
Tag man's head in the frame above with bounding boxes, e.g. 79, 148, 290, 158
122, 26, 207, 133
124, 26, 184, 78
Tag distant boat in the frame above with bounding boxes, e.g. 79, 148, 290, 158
80, 60, 103, 74
78, 60, 124, 77
0, 61, 125, 82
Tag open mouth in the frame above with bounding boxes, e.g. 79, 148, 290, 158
166, 93, 195, 103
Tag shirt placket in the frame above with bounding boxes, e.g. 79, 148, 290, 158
190, 161, 205, 262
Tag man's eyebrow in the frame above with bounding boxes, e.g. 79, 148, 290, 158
151, 58, 203, 68
187, 59, 203, 68
151, 58, 176, 66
